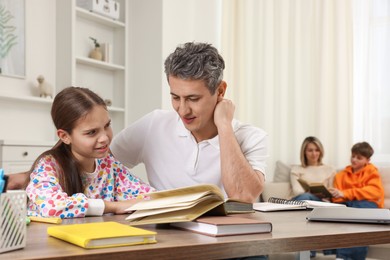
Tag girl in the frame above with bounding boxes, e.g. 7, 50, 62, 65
26, 87, 155, 218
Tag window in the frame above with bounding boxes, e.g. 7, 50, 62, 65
353, 0, 390, 165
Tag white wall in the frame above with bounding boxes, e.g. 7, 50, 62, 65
161, 0, 222, 109
126, 0, 222, 181
0, 0, 56, 141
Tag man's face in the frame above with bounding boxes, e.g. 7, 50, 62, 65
169, 76, 219, 142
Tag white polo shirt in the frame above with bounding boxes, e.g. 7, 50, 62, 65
110, 109, 267, 195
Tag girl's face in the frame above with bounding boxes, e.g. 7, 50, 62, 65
305, 142, 321, 166
59, 105, 112, 172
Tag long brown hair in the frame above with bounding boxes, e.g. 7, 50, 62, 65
26, 87, 108, 195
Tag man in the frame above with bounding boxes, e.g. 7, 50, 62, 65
8, 42, 267, 203
110, 42, 267, 202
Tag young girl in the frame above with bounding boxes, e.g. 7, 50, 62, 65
26, 87, 155, 218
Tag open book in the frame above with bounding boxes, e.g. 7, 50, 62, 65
253, 197, 346, 212
297, 178, 333, 198
125, 184, 253, 225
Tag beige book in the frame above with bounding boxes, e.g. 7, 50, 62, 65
125, 184, 254, 225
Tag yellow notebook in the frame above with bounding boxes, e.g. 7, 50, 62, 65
47, 221, 157, 249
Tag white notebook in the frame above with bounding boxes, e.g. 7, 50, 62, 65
306, 207, 390, 224
254, 198, 345, 212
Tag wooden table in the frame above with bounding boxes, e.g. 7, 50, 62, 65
2, 210, 390, 260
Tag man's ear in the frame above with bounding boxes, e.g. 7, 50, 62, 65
217, 81, 227, 101
57, 129, 71, 145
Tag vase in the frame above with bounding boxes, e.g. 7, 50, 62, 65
89, 47, 103, 61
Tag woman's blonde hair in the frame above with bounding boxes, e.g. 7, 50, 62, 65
300, 136, 324, 167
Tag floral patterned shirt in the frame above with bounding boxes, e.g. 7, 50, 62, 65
26, 153, 154, 218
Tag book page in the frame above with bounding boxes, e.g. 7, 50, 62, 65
146, 184, 224, 199
303, 200, 346, 208
125, 184, 224, 212
127, 198, 224, 225
253, 202, 306, 212
126, 194, 222, 220
126, 190, 213, 211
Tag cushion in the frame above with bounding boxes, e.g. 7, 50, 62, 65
273, 160, 292, 182
261, 182, 292, 202
378, 167, 390, 209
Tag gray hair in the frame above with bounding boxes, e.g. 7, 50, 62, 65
164, 42, 225, 95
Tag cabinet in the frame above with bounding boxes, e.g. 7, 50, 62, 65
56, 0, 128, 135
0, 140, 54, 173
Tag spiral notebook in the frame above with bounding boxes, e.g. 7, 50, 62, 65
253, 197, 346, 212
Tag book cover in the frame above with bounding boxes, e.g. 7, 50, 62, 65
170, 215, 272, 237
125, 184, 253, 225
47, 221, 156, 249
297, 178, 333, 198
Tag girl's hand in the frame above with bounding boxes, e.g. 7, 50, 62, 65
104, 200, 139, 215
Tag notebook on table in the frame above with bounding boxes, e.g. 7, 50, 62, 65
306, 207, 390, 224
253, 197, 345, 212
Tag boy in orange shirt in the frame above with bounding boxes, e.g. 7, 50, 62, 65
328, 141, 384, 260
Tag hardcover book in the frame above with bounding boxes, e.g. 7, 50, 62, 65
170, 215, 272, 237
47, 221, 156, 249
297, 178, 333, 198
125, 184, 254, 225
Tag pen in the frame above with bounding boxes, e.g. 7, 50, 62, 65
28, 216, 62, 224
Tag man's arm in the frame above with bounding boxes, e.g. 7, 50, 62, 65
6, 172, 29, 190
215, 99, 265, 203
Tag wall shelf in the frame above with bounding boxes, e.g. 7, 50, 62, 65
0, 94, 52, 104
76, 57, 125, 71
75, 7, 125, 28
57, 0, 128, 135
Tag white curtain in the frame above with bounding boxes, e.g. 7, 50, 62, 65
220, 0, 353, 178
353, 0, 390, 166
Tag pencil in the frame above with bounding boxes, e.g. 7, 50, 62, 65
29, 216, 62, 224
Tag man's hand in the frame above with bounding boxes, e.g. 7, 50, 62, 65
214, 99, 235, 129
7, 172, 29, 189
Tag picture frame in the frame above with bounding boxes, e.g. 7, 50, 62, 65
0, 0, 25, 78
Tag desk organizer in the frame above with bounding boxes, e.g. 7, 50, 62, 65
0, 190, 27, 253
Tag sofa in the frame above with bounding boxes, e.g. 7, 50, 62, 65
261, 161, 390, 260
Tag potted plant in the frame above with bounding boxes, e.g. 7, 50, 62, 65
89, 37, 103, 61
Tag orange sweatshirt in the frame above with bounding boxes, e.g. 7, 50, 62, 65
332, 163, 384, 208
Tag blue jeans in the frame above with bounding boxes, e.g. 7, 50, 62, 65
293, 192, 322, 201
333, 200, 377, 260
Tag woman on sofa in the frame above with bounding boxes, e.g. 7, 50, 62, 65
290, 136, 336, 201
